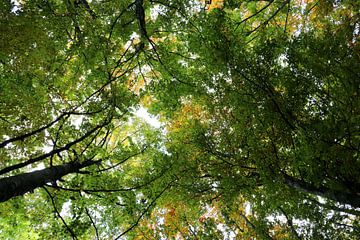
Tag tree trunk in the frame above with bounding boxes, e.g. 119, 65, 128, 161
283, 174, 360, 208
0, 161, 95, 203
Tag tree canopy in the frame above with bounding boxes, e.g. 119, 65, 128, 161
0, 0, 359, 239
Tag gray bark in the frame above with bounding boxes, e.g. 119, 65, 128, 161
283, 174, 360, 208
0, 161, 95, 202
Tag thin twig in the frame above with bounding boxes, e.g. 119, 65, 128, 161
80, 192, 100, 240
239, 212, 273, 240
278, 207, 302, 240
235, 0, 275, 31
247, 0, 290, 35
114, 182, 173, 239
43, 187, 78, 240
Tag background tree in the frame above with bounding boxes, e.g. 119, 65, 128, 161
145, 0, 360, 238
0, 0, 178, 238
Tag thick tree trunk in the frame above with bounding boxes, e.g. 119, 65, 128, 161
0, 161, 95, 203
283, 174, 360, 208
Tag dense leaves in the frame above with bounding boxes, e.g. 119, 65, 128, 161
0, 0, 359, 239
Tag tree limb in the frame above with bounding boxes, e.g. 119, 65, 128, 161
43, 186, 78, 240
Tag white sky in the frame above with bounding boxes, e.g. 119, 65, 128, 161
134, 107, 161, 128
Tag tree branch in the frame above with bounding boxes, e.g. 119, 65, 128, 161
114, 182, 172, 239
0, 119, 111, 175
283, 173, 360, 208
235, 0, 275, 31
43, 186, 78, 240
239, 212, 273, 240
278, 207, 302, 240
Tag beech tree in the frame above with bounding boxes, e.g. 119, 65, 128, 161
1, 0, 359, 239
